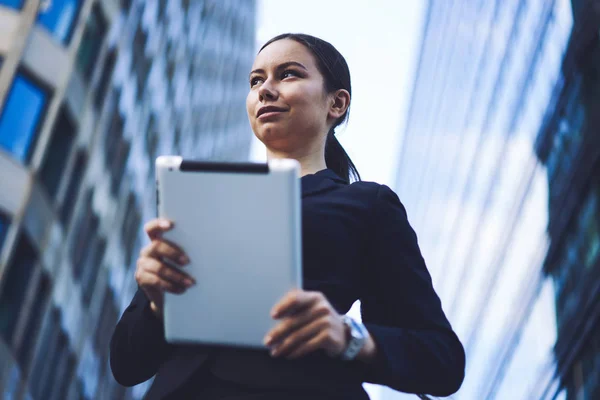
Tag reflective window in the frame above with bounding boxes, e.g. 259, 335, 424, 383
75, 3, 107, 80
94, 48, 117, 109
60, 150, 87, 225
104, 98, 130, 196
0, 231, 39, 344
36, 0, 83, 44
0, 211, 9, 251
0, 0, 23, 9
16, 274, 50, 373
94, 287, 118, 366
39, 105, 77, 199
0, 73, 49, 163
121, 193, 141, 267
81, 237, 106, 305
70, 189, 99, 280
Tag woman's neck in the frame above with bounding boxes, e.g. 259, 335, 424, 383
266, 148, 327, 177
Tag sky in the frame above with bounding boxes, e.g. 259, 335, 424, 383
253, 2, 427, 399
250, 0, 427, 189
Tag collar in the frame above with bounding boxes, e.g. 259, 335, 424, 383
301, 168, 347, 197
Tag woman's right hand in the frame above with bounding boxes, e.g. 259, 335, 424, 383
135, 218, 195, 319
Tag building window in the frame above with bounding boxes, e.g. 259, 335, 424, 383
16, 273, 50, 373
0, 231, 39, 345
81, 237, 106, 306
121, 193, 141, 266
39, 105, 77, 200
94, 48, 117, 110
36, 0, 83, 44
0, 0, 24, 9
145, 114, 159, 173
29, 308, 60, 399
60, 150, 87, 226
0, 211, 10, 252
70, 189, 99, 280
131, 23, 151, 101
104, 102, 130, 196
0, 73, 50, 163
95, 287, 118, 366
75, 3, 107, 81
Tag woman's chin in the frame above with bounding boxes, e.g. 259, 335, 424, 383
256, 126, 288, 143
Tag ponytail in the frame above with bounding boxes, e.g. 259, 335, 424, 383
325, 128, 361, 184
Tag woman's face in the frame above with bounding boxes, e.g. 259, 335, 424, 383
247, 39, 331, 153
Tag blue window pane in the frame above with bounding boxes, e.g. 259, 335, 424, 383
0, 211, 10, 250
0, 0, 24, 9
36, 0, 83, 44
0, 74, 48, 163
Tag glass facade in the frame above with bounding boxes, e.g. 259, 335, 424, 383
532, 2, 600, 397
0, 0, 23, 9
0, 73, 49, 163
75, 2, 107, 80
393, 0, 574, 398
39, 105, 77, 199
36, 0, 83, 44
0, 0, 256, 398
0, 211, 9, 251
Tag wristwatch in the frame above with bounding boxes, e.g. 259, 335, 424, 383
340, 315, 368, 361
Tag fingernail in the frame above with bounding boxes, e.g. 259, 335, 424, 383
179, 255, 189, 264
270, 348, 278, 357
184, 278, 194, 286
160, 220, 171, 228
264, 335, 272, 345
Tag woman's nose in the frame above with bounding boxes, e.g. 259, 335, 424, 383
258, 81, 278, 102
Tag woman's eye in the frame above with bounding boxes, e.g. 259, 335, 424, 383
250, 77, 263, 87
281, 70, 298, 79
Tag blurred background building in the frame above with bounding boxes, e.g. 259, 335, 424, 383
0, 0, 255, 399
394, 0, 598, 399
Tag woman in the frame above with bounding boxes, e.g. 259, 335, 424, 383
110, 33, 465, 400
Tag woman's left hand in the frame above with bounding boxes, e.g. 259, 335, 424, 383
264, 289, 347, 360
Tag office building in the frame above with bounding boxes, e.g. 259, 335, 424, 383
393, 0, 573, 398
0, 0, 256, 398
531, 0, 600, 398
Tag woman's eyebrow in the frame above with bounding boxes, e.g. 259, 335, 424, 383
249, 61, 308, 78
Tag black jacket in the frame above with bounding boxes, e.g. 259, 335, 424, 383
110, 168, 465, 399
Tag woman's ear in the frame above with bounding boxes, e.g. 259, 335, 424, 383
328, 89, 351, 120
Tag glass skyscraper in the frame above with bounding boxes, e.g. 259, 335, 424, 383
533, 0, 600, 398
0, 0, 256, 399
393, 0, 576, 399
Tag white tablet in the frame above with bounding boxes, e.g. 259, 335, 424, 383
155, 156, 302, 348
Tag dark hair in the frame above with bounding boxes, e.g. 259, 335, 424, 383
259, 33, 361, 183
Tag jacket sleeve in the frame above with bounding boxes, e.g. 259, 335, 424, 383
359, 185, 466, 397
110, 288, 172, 386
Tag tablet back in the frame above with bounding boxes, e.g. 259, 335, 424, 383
156, 156, 302, 348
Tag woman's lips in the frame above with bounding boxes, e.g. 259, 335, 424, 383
257, 110, 285, 121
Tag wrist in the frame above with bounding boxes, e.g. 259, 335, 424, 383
356, 334, 377, 363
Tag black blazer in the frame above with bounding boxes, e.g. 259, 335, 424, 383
110, 169, 465, 399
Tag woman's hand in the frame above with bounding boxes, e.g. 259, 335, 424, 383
135, 218, 195, 319
263, 289, 349, 360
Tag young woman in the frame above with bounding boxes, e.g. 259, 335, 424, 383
110, 33, 465, 400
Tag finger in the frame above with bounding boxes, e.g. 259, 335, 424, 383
144, 219, 174, 240
265, 302, 329, 345
140, 239, 189, 265
139, 257, 195, 287
271, 290, 322, 318
286, 331, 330, 360
137, 270, 187, 294
270, 315, 329, 358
